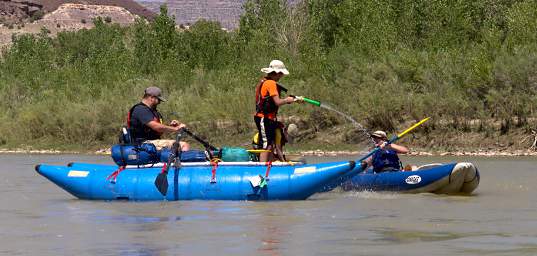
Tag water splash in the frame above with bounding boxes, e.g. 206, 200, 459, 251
345, 190, 400, 200
318, 103, 375, 146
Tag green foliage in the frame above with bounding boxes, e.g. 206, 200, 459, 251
504, 1, 537, 50
0, 1, 537, 150
182, 20, 234, 70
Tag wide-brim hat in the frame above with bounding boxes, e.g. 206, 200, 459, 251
371, 130, 387, 140
145, 86, 166, 102
261, 60, 289, 75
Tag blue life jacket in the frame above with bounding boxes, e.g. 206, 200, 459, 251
372, 149, 401, 173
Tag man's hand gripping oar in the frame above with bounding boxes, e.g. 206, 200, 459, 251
356, 117, 430, 172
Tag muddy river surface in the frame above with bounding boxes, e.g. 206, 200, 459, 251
1, 154, 536, 255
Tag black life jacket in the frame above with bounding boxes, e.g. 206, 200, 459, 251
255, 79, 287, 116
121, 102, 163, 144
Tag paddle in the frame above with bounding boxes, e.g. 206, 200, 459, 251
183, 128, 268, 154
356, 117, 430, 170
182, 128, 218, 151
154, 132, 183, 196
246, 149, 271, 153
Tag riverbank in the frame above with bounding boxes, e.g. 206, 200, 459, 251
2, 123, 536, 157
1, 147, 536, 157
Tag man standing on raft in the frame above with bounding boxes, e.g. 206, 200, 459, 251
254, 60, 302, 162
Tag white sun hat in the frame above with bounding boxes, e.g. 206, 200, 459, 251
371, 130, 388, 140
261, 60, 289, 75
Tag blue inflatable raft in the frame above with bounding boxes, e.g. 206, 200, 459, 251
340, 162, 480, 194
35, 160, 356, 201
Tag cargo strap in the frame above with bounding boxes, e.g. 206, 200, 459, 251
264, 161, 273, 181
210, 159, 221, 183
106, 166, 125, 184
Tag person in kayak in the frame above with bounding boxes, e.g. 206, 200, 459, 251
361, 130, 409, 172
127, 86, 190, 151
254, 60, 302, 162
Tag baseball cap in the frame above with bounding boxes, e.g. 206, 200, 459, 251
144, 86, 166, 102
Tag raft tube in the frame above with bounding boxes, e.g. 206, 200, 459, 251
340, 162, 480, 194
36, 160, 356, 201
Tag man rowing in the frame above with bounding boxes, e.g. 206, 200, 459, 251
361, 130, 409, 172
126, 86, 190, 151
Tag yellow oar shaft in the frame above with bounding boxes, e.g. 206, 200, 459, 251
396, 117, 430, 139
247, 149, 271, 153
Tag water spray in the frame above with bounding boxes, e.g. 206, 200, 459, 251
293, 96, 375, 147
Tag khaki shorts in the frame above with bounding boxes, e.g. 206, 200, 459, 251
147, 140, 190, 151
146, 139, 175, 150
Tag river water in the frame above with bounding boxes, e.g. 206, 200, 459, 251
1, 154, 536, 255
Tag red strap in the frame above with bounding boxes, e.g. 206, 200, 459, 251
265, 161, 273, 180
106, 166, 125, 183
126, 113, 131, 128
210, 161, 218, 183
255, 79, 265, 106
160, 163, 167, 174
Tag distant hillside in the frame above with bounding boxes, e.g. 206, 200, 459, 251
135, 0, 299, 30
0, 0, 155, 26
0, 1, 155, 47
40, 0, 156, 20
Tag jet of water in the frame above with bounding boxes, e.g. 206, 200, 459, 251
318, 103, 375, 147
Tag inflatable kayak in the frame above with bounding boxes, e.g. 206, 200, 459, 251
340, 162, 480, 194
35, 160, 356, 201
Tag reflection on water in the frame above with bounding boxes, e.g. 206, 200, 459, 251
377, 229, 465, 243
1, 154, 537, 255
455, 235, 537, 253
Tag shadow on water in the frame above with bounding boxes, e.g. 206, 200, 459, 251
89, 243, 168, 256
92, 215, 182, 224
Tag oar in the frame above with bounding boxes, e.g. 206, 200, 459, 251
182, 128, 218, 151
183, 129, 268, 153
356, 117, 430, 168
246, 149, 271, 153
154, 133, 182, 196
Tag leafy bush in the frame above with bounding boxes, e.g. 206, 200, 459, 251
0, 0, 536, 149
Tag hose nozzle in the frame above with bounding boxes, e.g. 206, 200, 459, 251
294, 96, 321, 107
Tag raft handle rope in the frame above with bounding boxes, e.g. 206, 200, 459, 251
210, 158, 221, 183
106, 166, 125, 184
264, 161, 273, 181
106, 143, 128, 183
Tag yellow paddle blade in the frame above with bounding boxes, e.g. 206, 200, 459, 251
396, 117, 430, 139
247, 149, 271, 153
